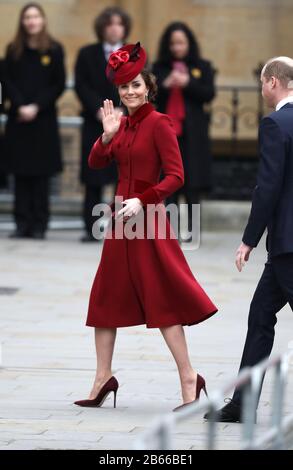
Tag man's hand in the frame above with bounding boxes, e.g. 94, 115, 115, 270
17, 104, 39, 122
235, 242, 253, 272
116, 197, 143, 221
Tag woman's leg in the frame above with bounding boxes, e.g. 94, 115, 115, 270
83, 184, 102, 237
88, 327, 117, 399
159, 325, 198, 404
13, 175, 33, 234
31, 175, 50, 235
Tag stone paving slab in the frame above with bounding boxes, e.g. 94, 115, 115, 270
1, 229, 293, 450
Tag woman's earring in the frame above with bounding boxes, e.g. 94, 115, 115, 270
145, 93, 149, 102
119, 98, 122, 106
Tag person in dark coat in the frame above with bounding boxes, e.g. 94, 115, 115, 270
74, 7, 132, 242
204, 57, 293, 423
152, 22, 216, 237
3, 2, 65, 239
0, 58, 8, 189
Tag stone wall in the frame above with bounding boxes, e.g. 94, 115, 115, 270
1, 0, 292, 199
1, 0, 292, 83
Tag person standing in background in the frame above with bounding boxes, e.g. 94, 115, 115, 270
3, 2, 65, 239
152, 22, 216, 239
74, 7, 132, 242
0, 58, 7, 190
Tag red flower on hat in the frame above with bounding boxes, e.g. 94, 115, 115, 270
108, 50, 130, 70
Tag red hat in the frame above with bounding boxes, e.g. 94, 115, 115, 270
106, 41, 147, 85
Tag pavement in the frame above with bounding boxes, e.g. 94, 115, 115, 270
0, 226, 293, 450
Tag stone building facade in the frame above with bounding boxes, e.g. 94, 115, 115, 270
0, 0, 292, 200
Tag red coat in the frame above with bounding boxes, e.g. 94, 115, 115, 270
85, 102, 218, 328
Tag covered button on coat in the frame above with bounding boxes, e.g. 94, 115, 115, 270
86, 102, 218, 328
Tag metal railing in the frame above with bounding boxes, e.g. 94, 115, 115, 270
212, 84, 264, 141
0, 82, 264, 139
0, 81, 264, 201
0, 114, 82, 128
132, 351, 293, 450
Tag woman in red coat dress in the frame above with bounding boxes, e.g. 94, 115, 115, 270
74, 43, 218, 412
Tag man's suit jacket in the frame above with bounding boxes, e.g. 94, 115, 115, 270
242, 102, 293, 258
74, 42, 120, 185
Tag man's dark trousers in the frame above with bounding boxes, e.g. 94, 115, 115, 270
232, 252, 293, 405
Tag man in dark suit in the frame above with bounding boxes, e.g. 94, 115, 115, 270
205, 56, 293, 423
74, 7, 132, 241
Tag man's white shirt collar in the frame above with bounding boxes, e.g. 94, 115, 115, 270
103, 42, 123, 61
276, 96, 293, 111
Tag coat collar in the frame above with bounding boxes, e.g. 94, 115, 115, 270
126, 102, 155, 127
276, 96, 293, 111
278, 102, 293, 111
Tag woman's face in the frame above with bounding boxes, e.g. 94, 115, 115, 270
22, 7, 45, 36
118, 74, 149, 111
169, 30, 189, 60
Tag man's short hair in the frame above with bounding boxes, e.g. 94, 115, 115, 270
262, 56, 293, 89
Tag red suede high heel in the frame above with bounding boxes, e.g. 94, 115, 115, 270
173, 373, 208, 412
74, 376, 119, 408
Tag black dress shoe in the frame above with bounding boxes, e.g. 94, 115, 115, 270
204, 398, 249, 423
9, 229, 30, 239
31, 230, 46, 240
80, 232, 99, 242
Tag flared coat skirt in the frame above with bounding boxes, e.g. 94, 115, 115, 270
86, 203, 218, 328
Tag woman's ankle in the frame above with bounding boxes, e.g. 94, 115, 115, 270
94, 371, 113, 382
180, 369, 197, 384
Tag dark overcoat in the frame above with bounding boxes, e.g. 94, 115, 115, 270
2, 41, 65, 176
152, 58, 216, 190
0, 58, 7, 186
74, 43, 120, 186
242, 103, 293, 258
85, 102, 218, 328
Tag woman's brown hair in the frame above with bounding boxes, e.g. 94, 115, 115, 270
140, 69, 158, 103
8, 2, 55, 60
